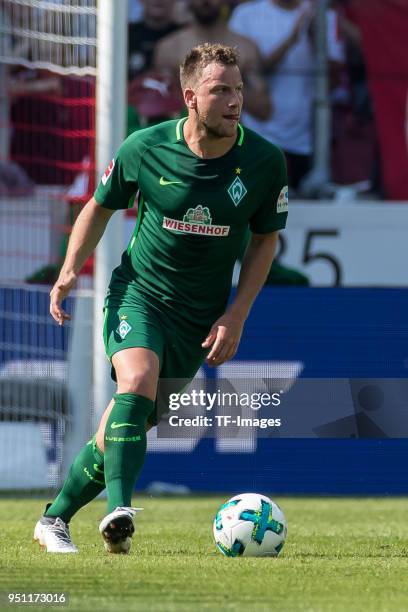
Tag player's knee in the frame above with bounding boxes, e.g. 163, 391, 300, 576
112, 348, 159, 399
116, 370, 156, 399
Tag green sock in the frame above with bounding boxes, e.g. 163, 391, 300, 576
45, 436, 105, 523
104, 392, 153, 513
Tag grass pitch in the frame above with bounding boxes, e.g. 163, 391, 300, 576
1, 497, 408, 611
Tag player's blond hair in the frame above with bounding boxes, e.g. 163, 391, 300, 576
180, 43, 239, 89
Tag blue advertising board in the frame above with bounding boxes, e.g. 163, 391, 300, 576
140, 288, 408, 494
1, 286, 408, 494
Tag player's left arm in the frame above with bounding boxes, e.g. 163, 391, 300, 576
203, 146, 288, 366
202, 232, 279, 366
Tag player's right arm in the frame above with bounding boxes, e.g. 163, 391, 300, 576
50, 197, 115, 325
51, 132, 140, 325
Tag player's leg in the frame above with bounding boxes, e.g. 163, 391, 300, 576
39, 390, 149, 524
43, 400, 114, 523
35, 386, 155, 553
35, 299, 163, 553
33, 401, 113, 553
99, 346, 159, 553
94, 373, 152, 453
103, 346, 159, 511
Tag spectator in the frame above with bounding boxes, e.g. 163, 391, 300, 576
128, 0, 182, 80
230, 1, 348, 192
154, 0, 271, 121
229, 0, 316, 190
329, 0, 381, 191
128, 0, 190, 26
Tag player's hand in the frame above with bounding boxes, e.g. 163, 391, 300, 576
202, 312, 244, 367
49, 272, 76, 326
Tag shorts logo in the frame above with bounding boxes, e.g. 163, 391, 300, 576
277, 186, 289, 213
162, 205, 230, 236
101, 159, 115, 185
228, 176, 247, 206
117, 315, 132, 339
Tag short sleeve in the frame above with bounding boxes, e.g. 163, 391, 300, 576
229, 5, 248, 38
249, 148, 288, 234
94, 137, 139, 210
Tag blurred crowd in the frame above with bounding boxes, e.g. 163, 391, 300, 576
3, 0, 408, 201
126, 0, 382, 198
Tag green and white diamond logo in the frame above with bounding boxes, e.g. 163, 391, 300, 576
117, 319, 132, 339
228, 176, 247, 206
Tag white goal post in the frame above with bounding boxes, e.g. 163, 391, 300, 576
93, 0, 127, 433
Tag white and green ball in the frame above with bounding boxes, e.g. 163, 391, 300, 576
213, 493, 287, 557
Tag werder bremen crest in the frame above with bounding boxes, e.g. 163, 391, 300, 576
228, 176, 247, 206
117, 315, 132, 340
183, 205, 212, 224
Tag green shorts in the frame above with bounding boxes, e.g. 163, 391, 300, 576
103, 296, 209, 425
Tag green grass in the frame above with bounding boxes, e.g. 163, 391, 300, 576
1, 497, 408, 611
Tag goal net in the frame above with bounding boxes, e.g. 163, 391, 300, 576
0, 0, 97, 76
0, 0, 97, 491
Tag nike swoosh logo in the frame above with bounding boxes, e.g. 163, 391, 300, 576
110, 422, 139, 429
160, 177, 183, 186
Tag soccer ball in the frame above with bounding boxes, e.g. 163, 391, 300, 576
213, 493, 287, 557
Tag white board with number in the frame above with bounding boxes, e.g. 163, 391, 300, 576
277, 202, 408, 287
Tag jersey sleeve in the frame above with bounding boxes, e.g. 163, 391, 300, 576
249, 148, 288, 234
94, 136, 140, 210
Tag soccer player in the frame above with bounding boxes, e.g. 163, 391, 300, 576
33, 43, 288, 554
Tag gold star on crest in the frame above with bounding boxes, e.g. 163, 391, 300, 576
120, 315, 127, 320
235, 167, 242, 174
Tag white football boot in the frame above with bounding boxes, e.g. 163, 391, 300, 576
33, 516, 78, 553
99, 506, 143, 554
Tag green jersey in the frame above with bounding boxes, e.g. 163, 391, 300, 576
94, 118, 288, 328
